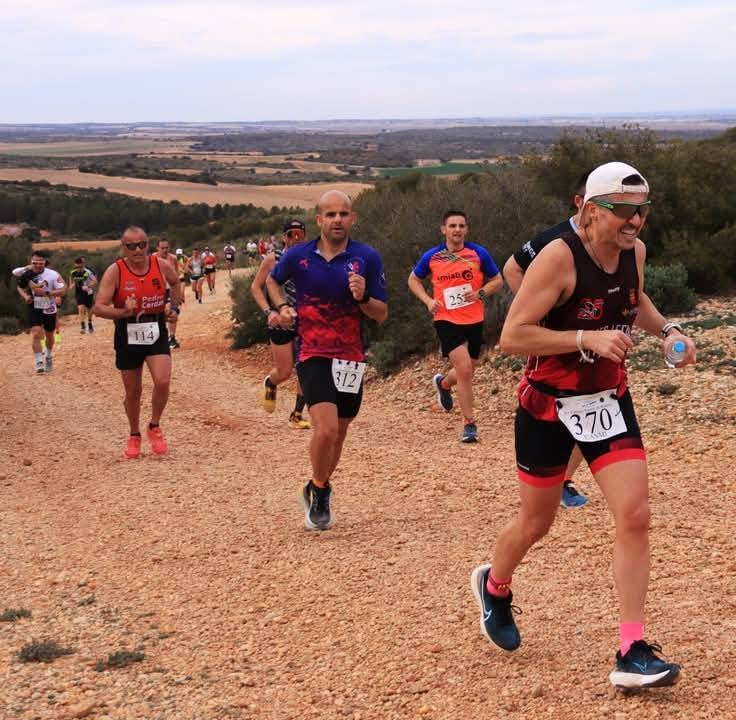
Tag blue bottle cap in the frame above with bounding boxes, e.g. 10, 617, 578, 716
673, 341, 686, 352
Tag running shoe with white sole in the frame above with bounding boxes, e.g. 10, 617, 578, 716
470, 564, 522, 651
609, 640, 680, 688
461, 422, 478, 443
433, 373, 453, 412
289, 412, 311, 430
301, 481, 333, 531
44, 355, 53, 373
35, 361, 44, 375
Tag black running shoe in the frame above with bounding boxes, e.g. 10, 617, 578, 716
301, 481, 333, 531
609, 640, 680, 688
470, 564, 521, 651
461, 422, 478, 443
433, 373, 453, 412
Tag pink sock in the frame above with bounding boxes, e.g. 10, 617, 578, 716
619, 622, 644, 656
486, 569, 511, 598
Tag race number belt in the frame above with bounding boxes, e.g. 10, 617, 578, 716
443, 284, 472, 310
127, 321, 160, 346
331, 359, 366, 394
555, 389, 627, 443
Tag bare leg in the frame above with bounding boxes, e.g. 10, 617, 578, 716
120, 368, 144, 434
31, 326, 43, 354
566, 445, 585, 479
445, 346, 477, 420
308, 403, 353, 487
594, 459, 650, 622
268, 342, 295, 385
145, 354, 172, 425
491, 481, 562, 580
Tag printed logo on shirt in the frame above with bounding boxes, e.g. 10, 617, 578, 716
577, 298, 604, 321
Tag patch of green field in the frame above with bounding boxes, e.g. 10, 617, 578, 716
379, 162, 496, 178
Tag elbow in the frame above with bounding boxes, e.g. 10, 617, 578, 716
499, 326, 519, 355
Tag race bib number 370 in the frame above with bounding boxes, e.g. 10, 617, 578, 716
331, 359, 366, 394
127, 322, 160, 346
556, 389, 627, 443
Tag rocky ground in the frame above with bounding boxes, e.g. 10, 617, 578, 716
1, 274, 734, 720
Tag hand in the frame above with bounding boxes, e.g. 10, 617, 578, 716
279, 306, 297, 328
266, 310, 281, 328
463, 289, 480, 303
124, 295, 138, 316
348, 271, 366, 301
581, 329, 633, 363
23, 293, 32, 304
665, 332, 697, 367
426, 298, 443, 315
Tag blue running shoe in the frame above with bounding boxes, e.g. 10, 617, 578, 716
560, 480, 587, 508
470, 564, 521, 651
433, 374, 453, 412
44, 354, 53, 373
609, 640, 680, 688
461, 422, 478, 443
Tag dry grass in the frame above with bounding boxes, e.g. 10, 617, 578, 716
32, 239, 121, 251
0, 168, 371, 209
0, 140, 188, 157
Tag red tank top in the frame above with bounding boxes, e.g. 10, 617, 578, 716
113, 255, 167, 316
519, 232, 638, 420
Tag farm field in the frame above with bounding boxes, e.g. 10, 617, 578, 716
0, 140, 189, 157
0, 168, 371, 208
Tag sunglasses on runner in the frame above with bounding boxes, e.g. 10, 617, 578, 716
124, 240, 149, 250
286, 230, 304, 238
591, 199, 652, 220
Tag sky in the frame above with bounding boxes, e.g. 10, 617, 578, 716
2, 0, 735, 123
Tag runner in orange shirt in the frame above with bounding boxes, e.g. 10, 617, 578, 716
408, 209, 502, 443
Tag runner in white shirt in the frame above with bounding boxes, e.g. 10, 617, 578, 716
13, 251, 66, 374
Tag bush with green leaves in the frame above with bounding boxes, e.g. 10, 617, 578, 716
230, 275, 268, 348
644, 263, 697, 314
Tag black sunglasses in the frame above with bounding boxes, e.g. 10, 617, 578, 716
592, 199, 652, 220
124, 240, 148, 250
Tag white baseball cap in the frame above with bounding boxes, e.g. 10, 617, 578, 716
175, 248, 183, 255
582, 162, 649, 204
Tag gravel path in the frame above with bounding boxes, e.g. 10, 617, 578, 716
1, 277, 734, 719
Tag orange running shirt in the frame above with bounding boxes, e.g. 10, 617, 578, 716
412, 242, 500, 324
113, 255, 167, 316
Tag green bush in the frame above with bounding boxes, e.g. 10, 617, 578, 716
644, 263, 697, 314
230, 275, 268, 348
0, 316, 22, 334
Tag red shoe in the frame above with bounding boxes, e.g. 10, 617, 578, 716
146, 425, 168, 455
124, 435, 142, 459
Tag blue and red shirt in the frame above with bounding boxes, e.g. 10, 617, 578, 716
270, 238, 387, 362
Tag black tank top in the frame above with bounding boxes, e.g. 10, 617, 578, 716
524, 231, 639, 393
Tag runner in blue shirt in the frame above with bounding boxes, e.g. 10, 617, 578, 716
267, 190, 387, 531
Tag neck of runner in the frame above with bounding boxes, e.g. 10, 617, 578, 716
445, 239, 465, 253
318, 236, 349, 261
126, 255, 150, 273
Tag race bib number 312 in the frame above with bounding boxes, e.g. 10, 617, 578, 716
331, 359, 366, 394
556, 389, 627, 443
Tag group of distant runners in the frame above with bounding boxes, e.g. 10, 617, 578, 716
11, 161, 698, 690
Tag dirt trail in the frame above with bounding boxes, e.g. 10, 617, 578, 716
1, 277, 734, 719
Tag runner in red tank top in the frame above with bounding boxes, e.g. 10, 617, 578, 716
470, 162, 696, 688
94, 227, 182, 458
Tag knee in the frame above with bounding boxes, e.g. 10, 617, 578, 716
521, 512, 556, 544
153, 377, 170, 394
454, 361, 473, 382
616, 501, 651, 535
313, 422, 338, 446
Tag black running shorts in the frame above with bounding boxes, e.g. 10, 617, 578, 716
515, 389, 645, 487
433, 320, 484, 359
114, 316, 170, 371
75, 292, 94, 309
268, 326, 297, 346
28, 308, 57, 332
296, 356, 363, 418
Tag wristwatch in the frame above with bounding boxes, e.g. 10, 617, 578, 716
170, 305, 180, 315
358, 290, 371, 304
263, 306, 273, 317
661, 322, 683, 338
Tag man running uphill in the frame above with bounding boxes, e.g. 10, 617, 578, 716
408, 210, 502, 443
470, 162, 695, 688
94, 227, 182, 458
266, 191, 387, 531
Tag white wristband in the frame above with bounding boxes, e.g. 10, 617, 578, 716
576, 329, 595, 364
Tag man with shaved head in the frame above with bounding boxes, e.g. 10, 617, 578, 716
94, 226, 182, 458
267, 190, 388, 531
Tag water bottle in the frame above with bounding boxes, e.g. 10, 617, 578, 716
664, 337, 686, 368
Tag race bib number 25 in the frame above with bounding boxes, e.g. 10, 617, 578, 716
556, 389, 627, 443
443, 283, 472, 310
331, 359, 366, 394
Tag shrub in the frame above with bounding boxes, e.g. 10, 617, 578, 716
644, 263, 697, 314
18, 639, 74, 663
0, 316, 21, 334
230, 275, 268, 348
94, 650, 145, 671
0, 607, 31, 622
